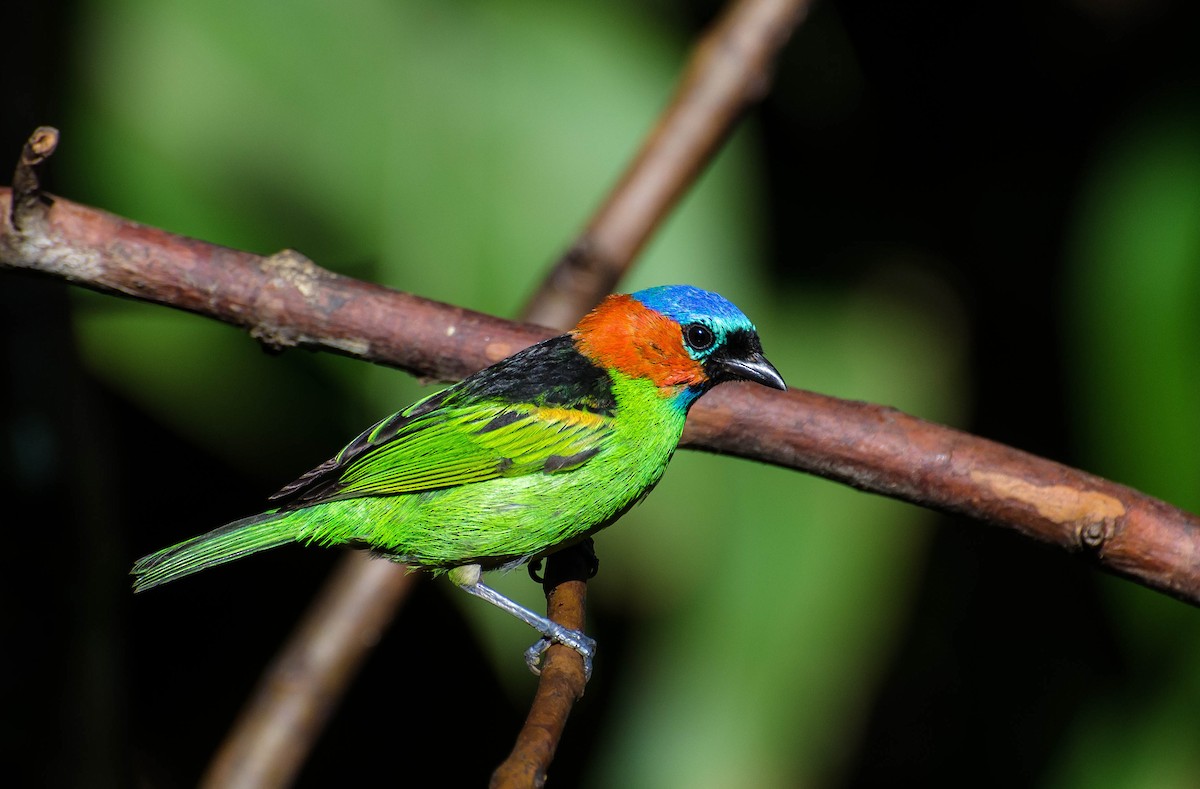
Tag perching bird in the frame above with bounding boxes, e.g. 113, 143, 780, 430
132, 285, 785, 676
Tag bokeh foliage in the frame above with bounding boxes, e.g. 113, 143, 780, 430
9, 0, 1197, 786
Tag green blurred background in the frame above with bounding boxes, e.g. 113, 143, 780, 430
3, 1, 1199, 786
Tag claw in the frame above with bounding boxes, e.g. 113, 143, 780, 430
525, 637, 552, 674
449, 566, 596, 681
525, 629, 596, 680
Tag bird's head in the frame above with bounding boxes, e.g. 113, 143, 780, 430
572, 285, 786, 408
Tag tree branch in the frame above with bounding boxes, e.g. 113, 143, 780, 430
200, 554, 418, 788
499, 1, 813, 782
520, 0, 813, 329
490, 544, 595, 789
6, 0, 1199, 779
683, 386, 1200, 604
8, 2, 818, 784
4, 172, 1199, 606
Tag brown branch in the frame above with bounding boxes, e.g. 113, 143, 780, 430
6, 2, 815, 784
501, 1, 813, 779
0, 207, 517, 381
684, 386, 1200, 604
5, 1, 1200, 778
4, 184, 1199, 605
490, 549, 591, 786
10, 126, 58, 233
491, 544, 595, 789
520, 0, 813, 329
200, 553, 418, 788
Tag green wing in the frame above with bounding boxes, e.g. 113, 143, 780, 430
274, 397, 614, 506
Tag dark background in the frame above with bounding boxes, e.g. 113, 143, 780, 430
4, 1, 1198, 786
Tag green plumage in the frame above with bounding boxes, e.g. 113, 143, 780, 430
133, 512, 294, 588
132, 359, 683, 591
132, 286, 786, 674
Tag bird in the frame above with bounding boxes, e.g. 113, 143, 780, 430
131, 284, 786, 677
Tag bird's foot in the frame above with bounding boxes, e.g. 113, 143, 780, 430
524, 625, 596, 681
450, 566, 597, 681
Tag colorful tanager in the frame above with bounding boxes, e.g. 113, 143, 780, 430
132, 285, 786, 675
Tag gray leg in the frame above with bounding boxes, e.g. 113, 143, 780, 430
449, 564, 595, 679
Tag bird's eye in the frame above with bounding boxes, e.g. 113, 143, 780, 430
683, 323, 715, 352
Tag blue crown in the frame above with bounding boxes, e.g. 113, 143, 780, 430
630, 285, 754, 332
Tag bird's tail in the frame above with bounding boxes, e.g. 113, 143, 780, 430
131, 511, 295, 592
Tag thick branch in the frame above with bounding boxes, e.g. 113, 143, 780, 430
3, 186, 1200, 607
7, 0, 1200, 773
2, 4, 818, 784
0, 194, 523, 381
685, 386, 1200, 603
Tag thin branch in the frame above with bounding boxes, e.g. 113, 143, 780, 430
491, 545, 595, 789
200, 554, 418, 788
8, 1, 817, 783
6, 0, 1200, 772
4, 184, 1199, 605
501, 1, 813, 780
521, 0, 813, 330
10, 125, 57, 233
